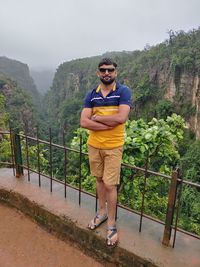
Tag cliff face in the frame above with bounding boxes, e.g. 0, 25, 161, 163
164, 71, 200, 138
190, 77, 200, 138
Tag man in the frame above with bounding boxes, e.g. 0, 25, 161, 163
80, 58, 131, 246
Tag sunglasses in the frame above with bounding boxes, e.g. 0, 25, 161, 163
99, 68, 115, 73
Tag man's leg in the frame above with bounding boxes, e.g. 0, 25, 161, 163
104, 184, 117, 227
88, 177, 107, 229
104, 183, 118, 245
96, 177, 107, 216
102, 147, 123, 245
88, 145, 107, 229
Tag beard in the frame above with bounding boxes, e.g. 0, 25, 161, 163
100, 76, 115, 85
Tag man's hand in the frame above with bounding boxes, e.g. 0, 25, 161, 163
91, 114, 97, 121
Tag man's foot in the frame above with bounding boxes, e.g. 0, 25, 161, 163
106, 226, 118, 247
88, 214, 108, 230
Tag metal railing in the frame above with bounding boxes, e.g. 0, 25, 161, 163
0, 129, 200, 248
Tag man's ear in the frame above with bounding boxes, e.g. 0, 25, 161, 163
96, 71, 100, 77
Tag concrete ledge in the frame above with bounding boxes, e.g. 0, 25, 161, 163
0, 188, 156, 267
1, 169, 200, 267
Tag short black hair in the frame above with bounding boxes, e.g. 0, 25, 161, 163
98, 58, 117, 68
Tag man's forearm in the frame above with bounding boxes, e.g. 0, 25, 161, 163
92, 114, 126, 126
80, 117, 113, 131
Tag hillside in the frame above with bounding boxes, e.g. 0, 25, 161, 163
45, 28, 200, 142
0, 56, 40, 104
0, 74, 37, 133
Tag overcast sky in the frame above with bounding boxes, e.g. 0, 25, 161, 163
0, 0, 199, 70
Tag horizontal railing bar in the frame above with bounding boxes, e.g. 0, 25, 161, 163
0, 131, 10, 134
19, 134, 88, 155
121, 163, 171, 179
178, 179, 200, 189
171, 225, 200, 240
0, 162, 14, 166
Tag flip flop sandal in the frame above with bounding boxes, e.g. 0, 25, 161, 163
106, 226, 118, 247
88, 214, 108, 230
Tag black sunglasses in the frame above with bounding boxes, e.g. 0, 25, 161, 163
99, 68, 115, 73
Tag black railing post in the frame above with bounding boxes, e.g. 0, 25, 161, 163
9, 125, 15, 176
162, 169, 179, 246
139, 156, 149, 232
49, 128, 53, 193
79, 133, 82, 206
37, 126, 41, 187
172, 169, 183, 248
13, 132, 24, 177
63, 130, 67, 199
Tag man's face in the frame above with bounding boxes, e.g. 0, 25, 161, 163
97, 64, 117, 85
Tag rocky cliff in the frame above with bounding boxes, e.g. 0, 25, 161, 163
0, 56, 40, 104
164, 71, 200, 138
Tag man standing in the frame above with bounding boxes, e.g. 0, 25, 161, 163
80, 58, 131, 246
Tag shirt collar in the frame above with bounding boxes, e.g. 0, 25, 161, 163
96, 82, 117, 93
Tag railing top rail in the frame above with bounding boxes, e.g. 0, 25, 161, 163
0, 131, 10, 134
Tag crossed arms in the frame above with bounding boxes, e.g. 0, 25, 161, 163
80, 104, 130, 131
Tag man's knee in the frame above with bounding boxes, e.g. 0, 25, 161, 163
96, 177, 103, 183
104, 183, 117, 192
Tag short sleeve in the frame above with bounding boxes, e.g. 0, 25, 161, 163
119, 86, 132, 107
83, 91, 92, 108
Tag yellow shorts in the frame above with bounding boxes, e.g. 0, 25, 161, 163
88, 145, 123, 185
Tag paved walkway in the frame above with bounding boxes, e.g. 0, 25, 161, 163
0, 204, 104, 267
0, 168, 200, 267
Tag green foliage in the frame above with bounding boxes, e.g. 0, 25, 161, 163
59, 96, 83, 143
124, 114, 186, 170
179, 186, 200, 234
0, 75, 38, 133
118, 173, 170, 221
0, 94, 9, 129
0, 94, 11, 165
155, 99, 173, 119
20, 135, 49, 174
134, 74, 157, 104
0, 136, 12, 164
180, 140, 200, 183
